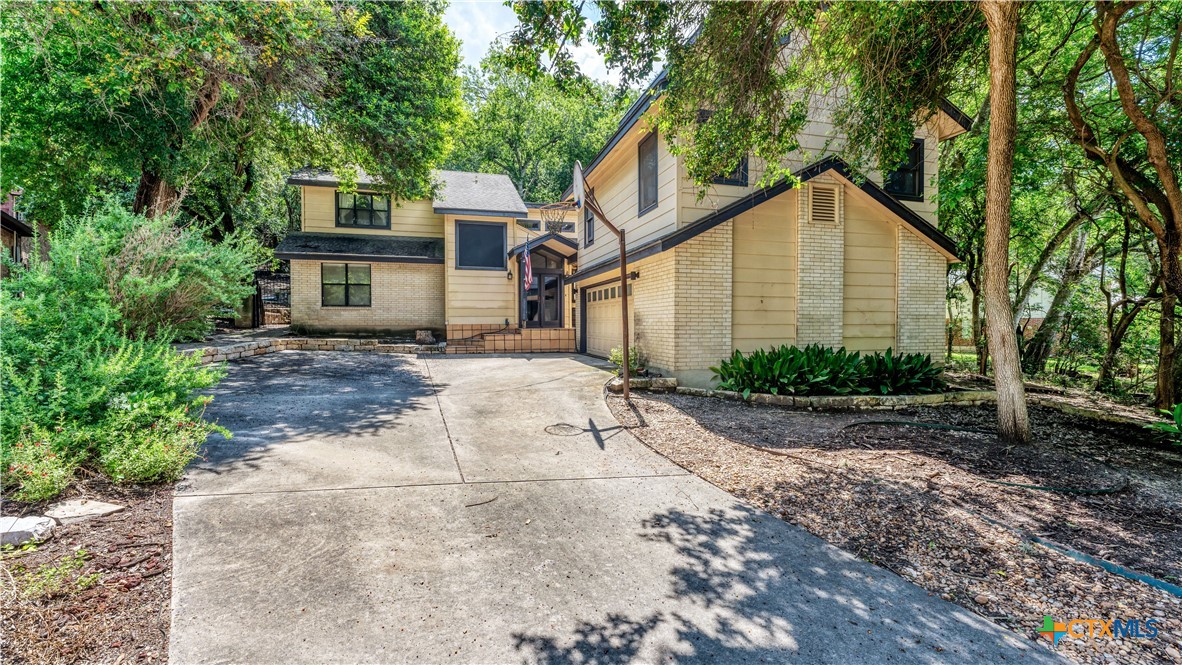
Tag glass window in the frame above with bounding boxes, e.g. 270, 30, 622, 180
712, 156, 749, 187
638, 132, 659, 215
517, 218, 540, 231
456, 221, 506, 270
321, 263, 371, 307
337, 192, 391, 228
583, 190, 595, 247
884, 139, 924, 201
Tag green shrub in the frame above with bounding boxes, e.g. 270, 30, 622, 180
1146, 403, 1182, 445
711, 344, 945, 398
609, 346, 642, 376
1, 204, 241, 500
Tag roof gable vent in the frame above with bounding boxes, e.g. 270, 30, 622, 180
808, 184, 839, 226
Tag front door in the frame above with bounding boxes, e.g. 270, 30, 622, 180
521, 252, 564, 328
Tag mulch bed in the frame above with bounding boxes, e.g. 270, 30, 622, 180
608, 393, 1182, 665
2, 480, 173, 664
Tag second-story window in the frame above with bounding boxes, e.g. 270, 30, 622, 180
638, 132, 658, 215
712, 156, 749, 187
583, 189, 595, 247
336, 191, 391, 229
884, 139, 924, 201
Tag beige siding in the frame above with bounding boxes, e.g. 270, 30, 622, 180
289, 259, 444, 333
731, 190, 797, 353
443, 215, 518, 325
301, 186, 444, 238
579, 115, 679, 269
842, 193, 897, 352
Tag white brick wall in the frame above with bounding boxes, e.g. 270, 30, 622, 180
895, 228, 946, 362
673, 221, 733, 369
796, 181, 845, 347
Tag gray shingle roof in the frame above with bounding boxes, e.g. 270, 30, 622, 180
286, 168, 527, 217
274, 233, 443, 264
432, 170, 526, 217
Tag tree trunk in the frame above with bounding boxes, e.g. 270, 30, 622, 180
1022, 273, 1076, 374
1095, 303, 1147, 392
980, 0, 1031, 443
1158, 287, 1177, 408
971, 287, 988, 374
133, 170, 178, 219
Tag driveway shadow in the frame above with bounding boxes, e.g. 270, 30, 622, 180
512, 502, 1056, 664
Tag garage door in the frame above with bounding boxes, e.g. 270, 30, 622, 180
584, 282, 634, 358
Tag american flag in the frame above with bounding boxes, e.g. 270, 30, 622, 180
522, 239, 533, 290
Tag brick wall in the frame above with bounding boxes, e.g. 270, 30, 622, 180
895, 227, 946, 362
795, 180, 845, 347
290, 259, 445, 334
630, 252, 676, 373
673, 221, 733, 373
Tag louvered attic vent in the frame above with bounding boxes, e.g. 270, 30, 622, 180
809, 185, 838, 226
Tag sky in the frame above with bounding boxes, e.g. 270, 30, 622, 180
442, 1, 619, 85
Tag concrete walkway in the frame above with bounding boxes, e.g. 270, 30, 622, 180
171, 352, 1061, 664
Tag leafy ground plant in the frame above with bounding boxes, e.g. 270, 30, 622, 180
12, 550, 101, 600
1146, 402, 1182, 445
711, 344, 945, 398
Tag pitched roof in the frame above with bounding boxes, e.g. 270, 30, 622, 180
568, 156, 959, 285
432, 170, 527, 217
286, 168, 528, 218
274, 232, 444, 264
508, 232, 578, 259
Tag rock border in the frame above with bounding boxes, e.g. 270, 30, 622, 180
180, 338, 445, 365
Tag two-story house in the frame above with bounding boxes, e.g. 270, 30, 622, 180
567, 72, 970, 386
277, 169, 579, 353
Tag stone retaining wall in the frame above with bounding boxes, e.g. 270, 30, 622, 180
671, 387, 996, 410
181, 338, 444, 365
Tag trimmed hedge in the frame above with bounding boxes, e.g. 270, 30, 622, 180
711, 344, 945, 399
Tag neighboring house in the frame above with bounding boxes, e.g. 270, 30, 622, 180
277, 170, 579, 353
566, 71, 970, 386
1, 191, 33, 277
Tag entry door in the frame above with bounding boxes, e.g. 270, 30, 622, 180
523, 256, 564, 327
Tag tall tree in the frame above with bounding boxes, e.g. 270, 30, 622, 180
1, 1, 462, 229
444, 60, 629, 202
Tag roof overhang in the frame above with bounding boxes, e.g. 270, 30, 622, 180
509, 232, 578, 259
274, 232, 444, 265
568, 156, 959, 285
936, 99, 973, 140
435, 208, 522, 218
1, 210, 33, 237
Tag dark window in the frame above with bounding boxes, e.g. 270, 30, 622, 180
321, 263, 371, 307
336, 192, 391, 228
712, 156, 749, 187
638, 132, 659, 215
583, 190, 595, 247
456, 221, 506, 270
884, 139, 924, 201
517, 218, 540, 231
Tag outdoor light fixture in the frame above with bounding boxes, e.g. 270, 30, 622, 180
506, 268, 513, 280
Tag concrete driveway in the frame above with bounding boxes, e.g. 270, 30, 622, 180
171, 352, 1060, 664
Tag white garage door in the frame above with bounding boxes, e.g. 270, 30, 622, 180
584, 282, 634, 358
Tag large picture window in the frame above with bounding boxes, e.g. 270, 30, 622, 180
455, 221, 506, 270
638, 132, 658, 215
321, 263, 371, 307
336, 191, 391, 229
884, 139, 924, 201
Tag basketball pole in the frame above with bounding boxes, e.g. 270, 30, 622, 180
580, 190, 630, 403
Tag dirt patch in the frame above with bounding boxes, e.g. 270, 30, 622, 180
2, 480, 173, 664
609, 394, 1182, 665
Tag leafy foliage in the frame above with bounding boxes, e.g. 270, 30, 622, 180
1147, 403, 1182, 446
711, 345, 945, 398
1, 206, 236, 501
609, 346, 642, 377
0, 1, 461, 230
444, 59, 629, 203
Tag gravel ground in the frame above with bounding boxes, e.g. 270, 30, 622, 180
2, 480, 173, 664
608, 393, 1182, 665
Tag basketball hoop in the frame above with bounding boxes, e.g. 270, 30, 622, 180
540, 202, 575, 234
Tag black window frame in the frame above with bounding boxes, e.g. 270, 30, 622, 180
583, 188, 595, 247
516, 218, 541, 231
320, 263, 372, 308
335, 191, 392, 229
637, 131, 659, 216
455, 220, 507, 271
883, 139, 924, 202
712, 155, 749, 187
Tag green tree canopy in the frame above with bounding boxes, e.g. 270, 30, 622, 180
1, 1, 462, 230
